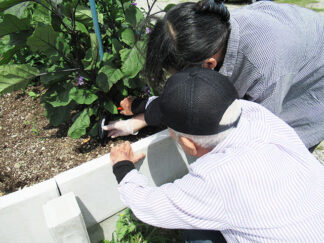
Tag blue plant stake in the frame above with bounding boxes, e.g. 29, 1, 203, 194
89, 0, 104, 61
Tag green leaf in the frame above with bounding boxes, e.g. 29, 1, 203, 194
111, 38, 122, 55
4, 2, 30, 18
26, 25, 59, 54
128, 223, 136, 233
9, 30, 32, 46
116, 221, 129, 240
40, 70, 71, 87
70, 88, 98, 105
104, 100, 118, 114
0, 14, 30, 37
96, 72, 110, 92
96, 65, 124, 92
124, 2, 144, 27
88, 122, 98, 137
75, 21, 89, 34
31, 3, 51, 25
0, 64, 39, 95
45, 85, 98, 107
75, 7, 103, 28
101, 65, 124, 84
0, 0, 27, 12
43, 102, 72, 126
121, 28, 135, 47
90, 33, 100, 67
68, 108, 91, 138
0, 46, 20, 65
120, 41, 145, 78
83, 33, 99, 70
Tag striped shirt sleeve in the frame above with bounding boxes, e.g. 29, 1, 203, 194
117, 168, 228, 230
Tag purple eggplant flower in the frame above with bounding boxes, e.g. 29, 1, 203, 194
77, 76, 85, 86
131, 2, 137, 6
142, 85, 151, 95
145, 27, 151, 34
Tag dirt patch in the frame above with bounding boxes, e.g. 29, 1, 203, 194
0, 87, 162, 196
1, 86, 323, 197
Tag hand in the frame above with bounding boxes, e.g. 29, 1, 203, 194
110, 141, 146, 165
120, 96, 136, 116
103, 119, 137, 138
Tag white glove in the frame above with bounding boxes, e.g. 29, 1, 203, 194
103, 119, 138, 138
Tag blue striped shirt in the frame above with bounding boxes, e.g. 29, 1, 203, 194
118, 100, 324, 242
221, 2, 324, 148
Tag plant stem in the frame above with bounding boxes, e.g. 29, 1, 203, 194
138, 0, 158, 38
120, 0, 126, 17
38, 68, 80, 76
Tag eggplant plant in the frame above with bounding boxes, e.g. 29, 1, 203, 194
0, 0, 166, 138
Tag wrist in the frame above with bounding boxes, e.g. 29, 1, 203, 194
113, 160, 135, 183
131, 97, 148, 115
126, 119, 139, 135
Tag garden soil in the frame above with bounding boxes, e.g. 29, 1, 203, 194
1, 87, 323, 197
0, 86, 162, 196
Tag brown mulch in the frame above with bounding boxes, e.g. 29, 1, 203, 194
0, 86, 161, 196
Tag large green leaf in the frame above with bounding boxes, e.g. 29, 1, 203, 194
9, 30, 32, 46
0, 14, 30, 37
43, 102, 72, 126
120, 41, 145, 78
26, 25, 59, 54
0, 0, 27, 12
70, 88, 98, 105
124, 2, 144, 27
121, 28, 135, 47
31, 3, 51, 25
96, 65, 124, 92
0, 64, 39, 95
4, 2, 30, 18
46, 85, 98, 107
46, 86, 72, 107
68, 108, 92, 138
75, 7, 103, 28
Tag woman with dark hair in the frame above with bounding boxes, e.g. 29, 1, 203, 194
104, 0, 324, 151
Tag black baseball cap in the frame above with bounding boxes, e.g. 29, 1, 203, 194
145, 67, 240, 135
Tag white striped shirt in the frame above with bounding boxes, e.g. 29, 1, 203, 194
222, 2, 324, 148
118, 100, 324, 242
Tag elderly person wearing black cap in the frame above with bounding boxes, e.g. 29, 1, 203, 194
109, 68, 324, 243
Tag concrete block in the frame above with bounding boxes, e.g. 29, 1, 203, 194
0, 179, 60, 243
43, 192, 90, 243
55, 130, 194, 228
88, 209, 123, 243
54, 152, 122, 228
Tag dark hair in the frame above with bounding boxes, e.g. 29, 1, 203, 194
145, 0, 231, 87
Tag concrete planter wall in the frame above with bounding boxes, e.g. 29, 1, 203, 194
0, 130, 195, 243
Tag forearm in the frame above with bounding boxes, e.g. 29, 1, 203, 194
131, 113, 148, 133
115, 170, 227, 230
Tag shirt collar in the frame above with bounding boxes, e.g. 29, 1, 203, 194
219, 17, 240, 77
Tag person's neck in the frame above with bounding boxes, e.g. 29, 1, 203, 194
196, 127, 236, 157
214, 46, 227, 71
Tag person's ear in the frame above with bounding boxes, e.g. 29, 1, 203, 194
178, 136, 198, 156
203, 56, 217, 70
